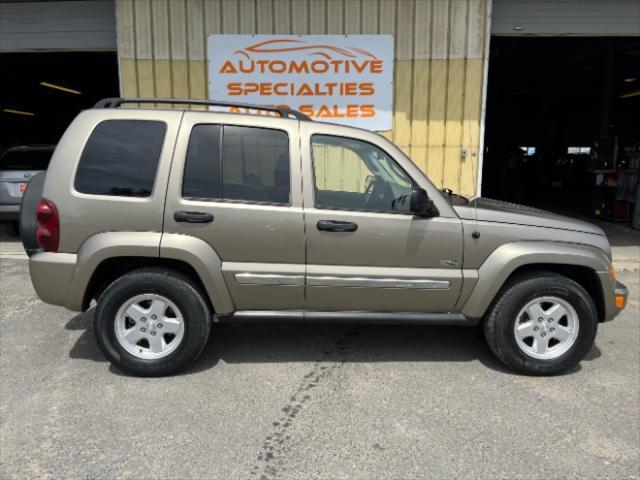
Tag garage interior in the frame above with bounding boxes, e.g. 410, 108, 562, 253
0, 0, 118, 155
0, 52, 119, 152
482, 36, 640, 225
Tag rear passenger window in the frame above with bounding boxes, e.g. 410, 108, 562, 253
75, 120, 166, 197
182, 125, 290, 205
183, 125, 221, 199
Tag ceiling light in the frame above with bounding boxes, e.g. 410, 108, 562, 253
624, 78, 637, 83
620, 90, 640, 99
39, 81, 81, 95
2, 108, 35, 116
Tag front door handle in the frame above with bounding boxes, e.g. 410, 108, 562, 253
174, 210, 214, 223
317, 220, 358, 232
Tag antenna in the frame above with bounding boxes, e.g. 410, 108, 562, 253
472, 200, 481, 239
470, 148, 481, 240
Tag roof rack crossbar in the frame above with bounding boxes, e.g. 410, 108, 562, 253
93, 98, 311, 121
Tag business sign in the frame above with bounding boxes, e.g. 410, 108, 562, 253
207, 35, 394, 131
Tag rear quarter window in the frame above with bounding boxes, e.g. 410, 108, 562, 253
74, 120, 166, 197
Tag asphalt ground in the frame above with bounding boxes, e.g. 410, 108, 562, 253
0, 235, 639, 479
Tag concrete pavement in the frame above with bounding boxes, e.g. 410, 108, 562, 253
1, 248, 639, 478
594, 219, 640, 272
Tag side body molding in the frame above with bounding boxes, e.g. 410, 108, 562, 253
461, 241, 613, 319
160, 233, 235, 314
66, 232, 162, 310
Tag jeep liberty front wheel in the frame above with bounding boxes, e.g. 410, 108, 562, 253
94, 268, 211, 376
483, 272, 598, 375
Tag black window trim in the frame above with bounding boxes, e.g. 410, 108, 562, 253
73, 119, 168, 199
309, 133, 417, 216
181, 122, 293, 207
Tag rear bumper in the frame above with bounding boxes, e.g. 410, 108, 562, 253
29, 252, 78, 309
0, 204, 20, 220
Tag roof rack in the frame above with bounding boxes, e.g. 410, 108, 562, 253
93, 98, 311, 121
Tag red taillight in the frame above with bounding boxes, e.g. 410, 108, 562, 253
36, 198, 59, 252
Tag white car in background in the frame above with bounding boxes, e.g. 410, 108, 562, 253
0, 145, 55, 236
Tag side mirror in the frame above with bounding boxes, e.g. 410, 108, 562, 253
410, 188, 439, 217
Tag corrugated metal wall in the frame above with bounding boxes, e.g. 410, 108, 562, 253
116, 0, 490, 196
0, 0, 116, 51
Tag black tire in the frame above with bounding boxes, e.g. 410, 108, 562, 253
483, 271, 598, 375
1, 221, 20, 237
94, 268, 211, 377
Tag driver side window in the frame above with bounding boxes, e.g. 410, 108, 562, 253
311, 134, 413, 214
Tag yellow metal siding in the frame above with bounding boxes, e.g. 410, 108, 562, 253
116, 0, 490, 196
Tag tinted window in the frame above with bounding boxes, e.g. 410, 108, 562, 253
222, 126, 290, 204
182, 125, 290, 205
311, 135, 413, 213
75, 120, 166, 197
0, 149, 54, 171
183, 124, 221, 199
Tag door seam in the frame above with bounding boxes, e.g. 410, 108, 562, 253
159, 111, 186, 257
298, 120, 308, 306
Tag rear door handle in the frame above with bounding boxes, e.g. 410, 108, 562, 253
174, 210, 214, 223
317, 220, 358, 232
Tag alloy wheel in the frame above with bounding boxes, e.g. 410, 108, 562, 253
114, 293, 185, 360
513, 296, 579, 360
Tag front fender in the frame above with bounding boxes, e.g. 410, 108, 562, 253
461, 241, 613, 319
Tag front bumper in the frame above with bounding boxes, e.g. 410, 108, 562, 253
597, 272, 628, 322
614, 281, 628, 317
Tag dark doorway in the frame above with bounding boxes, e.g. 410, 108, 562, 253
482, 37, 640, 221
0, 52, 119, 152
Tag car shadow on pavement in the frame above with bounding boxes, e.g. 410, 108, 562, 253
66, 309, 221, 374
65, 310, 602, 377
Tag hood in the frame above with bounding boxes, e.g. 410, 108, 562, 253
453, 198, 605, 236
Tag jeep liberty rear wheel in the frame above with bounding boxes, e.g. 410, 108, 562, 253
483, 272, 598, 375
94, 269, 211, 377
